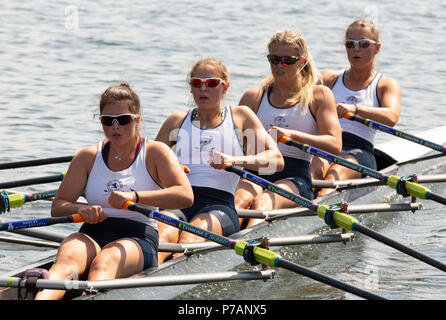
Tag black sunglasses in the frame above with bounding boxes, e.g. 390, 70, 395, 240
99, 113, 139, 126
267, 54, 303, 66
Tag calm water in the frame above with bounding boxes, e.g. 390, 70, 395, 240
0, 0, 445, 300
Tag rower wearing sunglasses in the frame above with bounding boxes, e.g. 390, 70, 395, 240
36, 83, 193, 300
234, 30, 342, 228
313, 19, 401, 195
155, 58, 284, 263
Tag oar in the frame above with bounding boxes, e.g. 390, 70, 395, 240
1, 190, 58, 213
0, 214, 83, 231
278, 136, 446, 205
343, 112, 446, 154
0, 270, 275, 292
122, 201, 385, 300
0, 235, 60, 248
0, 156, 73, 170
223, 164, 446, 273
0, 172, 66, 189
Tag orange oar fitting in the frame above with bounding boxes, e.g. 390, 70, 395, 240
122, 200, 134, 209
72, 214, 85, 223
343, 111, 354, 119
278, 136, 290, 144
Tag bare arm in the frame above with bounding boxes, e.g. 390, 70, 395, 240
238, 87, 264, 114
213, 105, 284, 173
270, 85, 342, 155
154, 111, 188, 147
140, 141, 193, 209
336, 76, 401, 127
50, 146, 106, 223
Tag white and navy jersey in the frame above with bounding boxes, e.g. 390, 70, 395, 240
332, 69, 382, 144
84, 138, 160, 230
175, 106, 245, 195
256, 87, 318, 162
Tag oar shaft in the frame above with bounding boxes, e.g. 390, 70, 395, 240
354, 224, 446, 272
0, 214, 83, 231
0, 172, 66, 189
426, 192, 446, 205
0, 156, 73, 170
343, 112, 446, 153
1, 190, 58, 213
279, 137, 386, 181
276, 258, 385, 300
124, 201, 383, 299
279, 136, 446, 205
224, 165, 446, 273
123, 202, 236, 249
223, 165, 317, 210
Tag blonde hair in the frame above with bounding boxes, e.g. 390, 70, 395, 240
346, 19, 380, 42
187, 58, 230, 84
262, 30, 320, 114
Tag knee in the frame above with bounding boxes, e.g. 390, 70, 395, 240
235, 190, 254, 209
250, 192, 271, 210
88, 250, 120, 279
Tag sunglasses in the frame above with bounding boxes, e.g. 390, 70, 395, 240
99, 113, 139, 126
190, 77, 226, 88
267, 54, 303, 66
345, 39, 377, 49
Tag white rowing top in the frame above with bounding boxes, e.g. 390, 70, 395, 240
256, 87, 318, 162
84, 138, 159, 229
175, 106, 245, 194
333, 69, 382, 144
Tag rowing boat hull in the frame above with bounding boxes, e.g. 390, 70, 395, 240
1, 126, 446, 300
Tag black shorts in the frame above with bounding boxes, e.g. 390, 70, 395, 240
79, 218, 158, 270
248, 157, 314, 200
341, 132, 377, 175
173, 186, 240, 236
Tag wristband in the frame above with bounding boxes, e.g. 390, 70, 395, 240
131, 189, 139, 203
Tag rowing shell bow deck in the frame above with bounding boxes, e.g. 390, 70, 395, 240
1, 125, 446, 300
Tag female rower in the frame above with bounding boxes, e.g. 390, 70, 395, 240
155, 58, 284, 262
235, 30, 342, 227
314, 19, 401, 195
36, 83, 193, 300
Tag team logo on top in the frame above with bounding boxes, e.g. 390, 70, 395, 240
105, 179, 124, 192
199, 136, 213, 151
346, 96, 360, 104
270, 116, 288, 128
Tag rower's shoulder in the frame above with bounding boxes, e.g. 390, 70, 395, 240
320, 69, 342, 88
377, 74, 401, 91
239, 86, 264, 110
69, 144, 98, 171
146, 139, 173, 155
164, 110, 189, 124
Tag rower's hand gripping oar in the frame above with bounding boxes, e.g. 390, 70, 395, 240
222, 164, 446, 273
278, 136, 446, 205
122, 200, 385, 300
343, 112, 446, 154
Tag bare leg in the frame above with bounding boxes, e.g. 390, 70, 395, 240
178, 213, 222, 244
234, 179, 263, 227
35, 232, 101, 300
88, 238, 144, 280
247, 180, 300, 228
157, 211, 182, 264
318, 155, 362, 196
